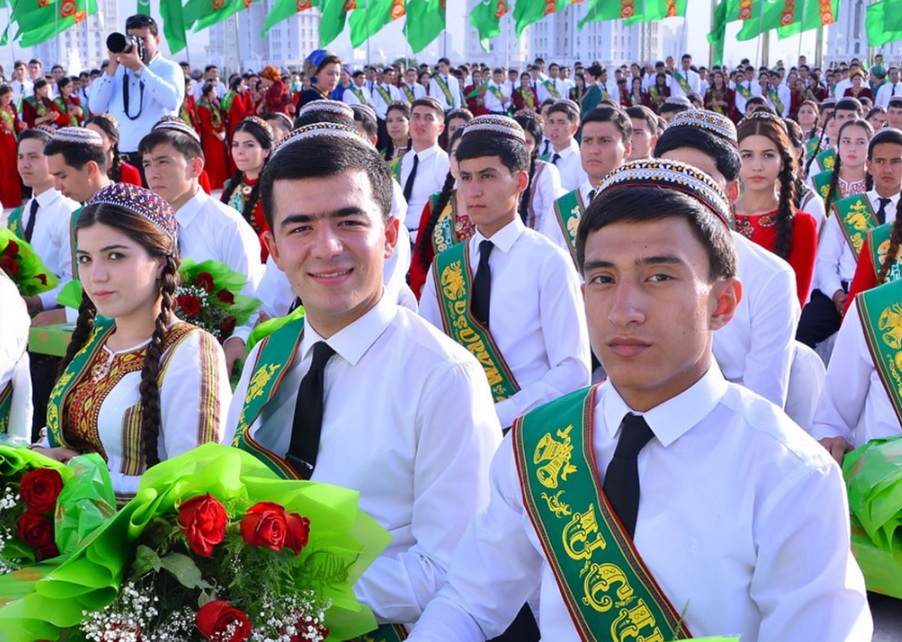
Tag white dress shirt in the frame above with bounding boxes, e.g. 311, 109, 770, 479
483, 80, 511, 113
669, 68, 701, 98
371, 82, 402, 120
834, 78, 852, 98
811, 296, 902, 446
526, 160, 565, 232
875, 81, 902, 108
17, 188, 79, 310
419, 217, 591, 428
713, 232, 800, 408
539, 179, 593, 256
406, 366, 872, 642
11, 79, 32, 108
767, 84, 792, 117
733, 80, 762, 115
401, 143, 450, 241
547, 139, 587, 193
341, 84, 374, 107
225, 296, 502, 625
400, 82, 426, 102
536, 77, 566, 103
0, 272, 32, 441
600, 78, 622, 104
194, 78, 226, 100
429, 74, 462, 111
800, 186, 827, 236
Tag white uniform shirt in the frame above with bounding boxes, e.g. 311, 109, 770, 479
16, 188, 79, 310
225, 296, 503, 625
429, 74, 462, 111
713, 232, 800, 407
483, 80, 511, 113
420, 218, 591, 428
536, 77, 567, 103
767, 84, 792, 117
401, 143, 450, 241
193, 78, 226, 100
875, 81, 902, 107
341, 84, 374, 107
812, 297, 901, 446
11, 79, 33, 108
539, 179, 593, 256
800, 187, 828, 236
599, 78, 621, 103
669, 68, 700, 98
399, 82, 426, 102
526, 159, 565, 232
371, 83, 402, 120
733, 80, 762, 115
0, 272, 32, 441
834, 77, 852, 98
406, 366, 872, 642
547, 139, 587, 193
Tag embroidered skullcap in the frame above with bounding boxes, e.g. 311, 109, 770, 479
296, 99, 354, 121
352, 103, 377, 122
53, 126, 104, 148
822, 96, 838, 107
663, 95, 692, 108
240, 115, 275, 141
152, 115, 201, 143
460, 114, 526, 144
88, 183, 178, 242
271, 121, 372, 160
596, 158, 732, 229
666, 109, 738, 147
553, 98, 580, 112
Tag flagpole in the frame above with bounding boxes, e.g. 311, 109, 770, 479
709, 0, 716, 67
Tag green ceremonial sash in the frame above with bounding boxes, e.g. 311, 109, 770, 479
221, 92, 235, 114
46, 317, 116, 448
857, 279, 902, 425
831, 195, 878, 259
388, 156, 403, 182
512, 385, 691, 641
869, 222, 902, 283
433, 241, 519, 402
375, 85, 392, 107
430, 192, 457, 257
402, 84, 415, 102
0, 382, 11, 435
805, 136, 821, 160
818, 148, 837, 172
435, 75, 454, 107
542, 79, 560, 99
813, 170, 834, 202
736, 83, 752, 99
70, 205, 83, 276
350, 86, 367, 103
232, 315, 306, 480
673, 71, 692, 95
7, 206, 24, 239
553, 189, 585, 266
489, 83, 504, 104
348, 624, 408, 641
767, 87, 784, 114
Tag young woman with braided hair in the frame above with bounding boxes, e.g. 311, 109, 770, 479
85, 113, 142, 185
735, 112, 818, 305
31, 183, 230, 501
514, 111, 565, 233
822, 119, 874, 216
784, 117, 827, 234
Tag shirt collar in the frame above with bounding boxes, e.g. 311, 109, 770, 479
602, 364, 728, 448
299, 294, 396, 367
473, 216, 525, 254
552, 139, 579, 158
406, 142, 440, 163
868, 189, 901, 207
34, 187, 62, 207
175, 187, 205, 227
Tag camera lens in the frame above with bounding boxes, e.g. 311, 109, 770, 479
107, 32, 130, 54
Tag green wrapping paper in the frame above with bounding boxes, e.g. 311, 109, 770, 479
0, 444, 390, 641
27, 324, 74, 358
0, 229, 60, 297
178, 258, 262, 326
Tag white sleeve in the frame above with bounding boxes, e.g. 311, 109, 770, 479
537, 196, 572, 256
142, 59, 184, 112
417, 265, 443, 330
39, 204, 76, 310
816, 215, 845, 296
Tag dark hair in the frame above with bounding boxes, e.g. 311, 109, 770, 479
228, 74, 243, 91
61, 203, 179, 469
417, 128, 466, 273
125, 13, 159, 35
221, 118, 275, 225
835, 97, 863, 116
292, 107, 351, 129
736, 117, 798, 259
85, 114, 123, 181
384, 102, 411, 158
576, 187, 737, 279
352, 105, 379, 139
514, 114, 545, 225
824, 119, 875, 214
263, 111, 293, 134
138, 127, 204, 161
17, 127, 53, 147
547, 100, 580, 124
654, 126, 741, 183
660, 99, 690, 116
56, 76, 72, 93
456, 129, 530, 174
44, 139, 107, 173
868, 126, 902, 158
625, 105, 657, 135
0, 84, 11, 98
582, 106, 632, 144
411, 97, 445, 122
260, 135, 392, 228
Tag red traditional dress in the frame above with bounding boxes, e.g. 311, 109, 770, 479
512, 86, 539, 112
179, 94, 200, 135
0, 103, 24, 208
264, 81, 292, 116
118, 162, 143, 186
704, 87, 735, 120
226, 175, 269, 262
622, 89, 645, 109
735, 209, 818, 306
198, 99, 229, 191
52, 95, 84, 127
645, 85, 670, 114
408, 191, 474, 297
21, 96, 59, 128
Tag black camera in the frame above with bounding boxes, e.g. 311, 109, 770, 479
107, 32, 146, 62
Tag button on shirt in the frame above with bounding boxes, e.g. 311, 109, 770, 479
401, 144, 450, 241
420, 218, 591, 428
812, 296, 902, 447
18, 188, 79, 310
405, 366, 872, 642
226, 296, 502, 624
548, 139, 587, 193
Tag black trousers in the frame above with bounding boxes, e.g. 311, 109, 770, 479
487, 603, 540, 642
29, 353, 61, 442
796, 288, 843, 348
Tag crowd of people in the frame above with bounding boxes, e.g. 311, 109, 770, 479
1, 11, 900, 640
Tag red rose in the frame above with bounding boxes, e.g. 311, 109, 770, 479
196, 600, 252, 642
0, 256, 19, 276
216, 289, 235, 305
2, 240, 18, 257
220, 316, 237, 338
177, 494, 227, 558
19, 468, 64, 513
36, 273, 48, 285
285, 513, 311, 554
240, 502, 290, 551
196, 271, 215, 293
176, 294, 202, 318
16, 510, 55, 557
39, 541, 60, 559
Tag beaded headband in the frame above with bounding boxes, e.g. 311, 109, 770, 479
241, 115, 275, 140
271, 121, 372, 160
95, 112, 119, 130
53, 126, 104, 148
297, 99, 354, 121
460, 114, 526, 144
596, 158, 732, 228
152, 115, 201, 143
666, 109, 738, 147
87, 183, 178, 242
514, 109, 543, 124
739, 110, 788, 133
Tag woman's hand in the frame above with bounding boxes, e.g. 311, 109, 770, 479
30, 446, 82, 463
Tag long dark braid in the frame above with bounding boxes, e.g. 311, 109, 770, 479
774, 147, 798, 260
804, 114, 830, 179
823, 153, 842, 215
417, 171, 456, 274
877, 219, 902, 284
221, 169, 243, 207
85, 114, 124, 182
137, 254, 178, 468
58, 291, 98, 377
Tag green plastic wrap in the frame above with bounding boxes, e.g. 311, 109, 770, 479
246, 305, 306, 353
53, 454, 116, 557
0, 444, 390, 641
0, 229, 61, 297
56, 279, 83, 310
178, 258, 262, 326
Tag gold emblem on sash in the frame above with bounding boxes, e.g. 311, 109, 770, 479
441, 260, 466, 301
541, 490, 571, 517
581, 562, 633, 611
9, 220, 18, 235
563, 504, 607, 559
879, 304, 902, 350
611, 600, 666, 642
534, 425, 578, 489
846, 200, 871, 232
819, 184, 830, 199
567, 205, 581, 239
823, 155, 835, 170
247, 363, 280, 402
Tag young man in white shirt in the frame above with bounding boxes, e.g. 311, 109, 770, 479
429, 57, 462, 112
669, 53, 701, 99
536, 63, 567, 103
341, 70, 374, 107
542, 99, 587, 192
484, 68, 512, 115
400, 97, 450, 244
400, 67, 426, 103
875, 66, 902, 108
227, 122, 501, 637
9, 60, 32, 109
371, 66, 403, 149
406, 158, 872, 642
419, 115, 591, 430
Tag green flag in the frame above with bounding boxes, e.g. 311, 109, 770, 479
349, 0, 405, 47
469, 0, 506, 51
624, 0, 688, 24
159, 0, 188, 52
403, 0, 445, 52
184, 0, 252, 32
881, 0, 902, 32
579, 0, 628, 30
10, 0, 98, 47
707, 0, 736, 66
867, 0, 902, 46
515, 0, 563, 37
777, 0, 838, 38
320, 0, 352, 46
735, 0, 785, 41
263, 0, 316, 36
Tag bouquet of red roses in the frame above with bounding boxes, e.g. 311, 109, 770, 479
0, 228, 60, 296
174, 259, 261, 342
0, 466, 64, 569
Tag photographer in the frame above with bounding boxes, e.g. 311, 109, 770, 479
89, 14, 183, 183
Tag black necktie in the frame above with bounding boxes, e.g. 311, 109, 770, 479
471, 240, 494, 327
403, 153, 419, 204
893, 84, 897, 97
877, 197, 891, 225
24, 198, 39, 243
542, 139, 551, 156
287, 341, 336, 480
603, 413, 655, 539
551, 152, 561, 165
587, 189, 596, 204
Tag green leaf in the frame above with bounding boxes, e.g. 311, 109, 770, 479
131, 544, 162, 578
159, 552, 212, 590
